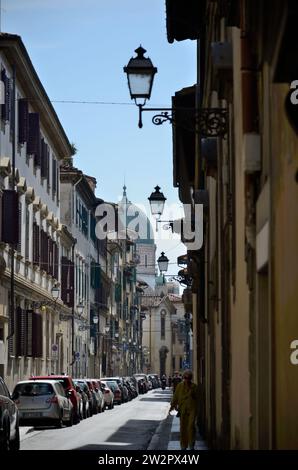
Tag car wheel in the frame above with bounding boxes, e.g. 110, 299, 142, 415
56, 411, 63, 428
66, 410, 74, 427
108, 402, 113, 409
10, 423, 20, 451
0, 421, 10, 451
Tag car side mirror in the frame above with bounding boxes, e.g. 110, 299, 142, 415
67, 390, 72, 398
12, 391, 19, 400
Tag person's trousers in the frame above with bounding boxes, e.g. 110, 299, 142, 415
179, 411, 197, 449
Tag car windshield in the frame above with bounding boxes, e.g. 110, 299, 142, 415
107, 381, 118, 390
14, 382, 53, 396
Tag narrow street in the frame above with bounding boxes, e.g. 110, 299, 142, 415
20, 389, 171, 451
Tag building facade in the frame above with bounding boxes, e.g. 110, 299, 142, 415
164, 0, 298, 450
0, 33, 72, 390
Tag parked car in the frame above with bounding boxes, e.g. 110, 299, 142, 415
103, 380, 122, 405
73, 380, 90, 419
134, 374, 150, 392
12, 380, 73, 428
91, 380, 105, 413
73, 379, 92, 417
29, 375, 80, 424
104, 377, 127, 402
99, 381, 114, 409
0, 376, 20, 451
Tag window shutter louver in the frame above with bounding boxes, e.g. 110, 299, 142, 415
28, 113, 41, 161
2, 190, 19, 245
46, 147, 50, 187
53, 242, 59, 280
61, 256, 68, 304
17, 202, 22, 254
1, 69, 10, 122
8, 303, 15, 356
33, 222, 40, 265
32, 312, 43, 357
68, 261, 74, 307
26, 309, 33, 357
18, 98, 29, 143
16, 307, 26, 356
40, 138, 47, 178
56, 163, 60, 202
52, 159, 57, 194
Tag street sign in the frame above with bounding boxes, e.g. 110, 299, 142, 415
182, 360, 189, 369
74, 352, 80, 361
51, 344, 58, 357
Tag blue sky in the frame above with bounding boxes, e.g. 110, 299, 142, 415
3, 0, 197, 278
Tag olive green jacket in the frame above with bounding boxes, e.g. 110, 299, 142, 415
171, 381, 199, 415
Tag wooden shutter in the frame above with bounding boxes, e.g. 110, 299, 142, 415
56, 163, 60, 202
32, 312, 43, 357
33, 222, 40, 265
61, 256, 68, 304
26, 309, 33, 357
68, 261, 74, 307
46, 147, 50, 188
28, 113, 41, 160
40, 138, 47, 178
52, 159, 57, 194
2, 190, 19, 245
17, 202, 22, 254
53, 242, 59, 280
16, 307, 26, 356
1, 69, 10, 122
40, 230, 48, 272
18, 98, 29, 144
242, 71, 258, 133
8, 302, 15, 356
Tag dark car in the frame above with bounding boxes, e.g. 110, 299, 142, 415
29, 375, 81, 424
0, 376, 20, 450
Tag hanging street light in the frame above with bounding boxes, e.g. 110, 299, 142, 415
93, 314, 99, 325
124, 46, 228, 134
148, 185, 166, 219
51, 284, 60, 301
124, 45, 157, 128
157, 252, 169, 273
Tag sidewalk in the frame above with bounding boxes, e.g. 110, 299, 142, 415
167, 414, 208, 450
147, 410, 208, 451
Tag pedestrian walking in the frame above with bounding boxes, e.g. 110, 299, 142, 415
171, 371, 182, 392
169, 370, 199, 450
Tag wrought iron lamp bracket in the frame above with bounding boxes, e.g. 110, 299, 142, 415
138, 104, 228, 137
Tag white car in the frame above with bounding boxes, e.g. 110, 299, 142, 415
12, 380, 73, 428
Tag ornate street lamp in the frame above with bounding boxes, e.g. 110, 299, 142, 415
148, 185, 166, 218
124, 46, 228, 134
93, 314, 99, 325
51, 284, 60, 301
157, 252, 169, 273
124, 45, 157, 127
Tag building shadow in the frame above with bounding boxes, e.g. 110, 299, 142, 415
72, 419, 163, 450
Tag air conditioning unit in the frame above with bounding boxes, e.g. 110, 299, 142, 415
243, 133, 261, 173
211, 42, 233, 71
